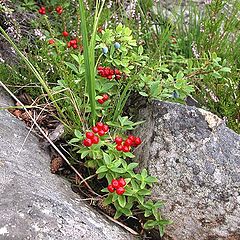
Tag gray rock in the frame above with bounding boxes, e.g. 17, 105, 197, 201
0, 92, 138, 240
134, 100, 240, 240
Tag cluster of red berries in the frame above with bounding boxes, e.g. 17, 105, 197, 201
38, 6, 46, 15
107, 178, 126, 195
97, 66, 121, 80
67, 39, 79, 49
97, 94, 109, 104
38, 6, 63, 15
83, 123, 109, 147
115, 135, 142, 152
55, 6, 63, 15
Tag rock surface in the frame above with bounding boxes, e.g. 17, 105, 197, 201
0, 91, 137, 240
134, 100, 240, 240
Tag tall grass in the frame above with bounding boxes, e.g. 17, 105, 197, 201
78, 0, 105, 124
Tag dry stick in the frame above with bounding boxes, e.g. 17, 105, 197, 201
0, 81, 101, 197
17, 104, 50, 156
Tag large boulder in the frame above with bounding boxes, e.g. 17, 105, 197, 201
0, 91, 137, 240
134, 100, 240, 240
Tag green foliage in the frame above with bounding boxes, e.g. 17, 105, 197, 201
1, 0, 239, 238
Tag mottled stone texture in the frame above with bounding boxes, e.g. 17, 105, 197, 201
0, 92, 137, 240
134, 100, 240, 240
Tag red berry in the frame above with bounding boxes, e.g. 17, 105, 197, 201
128, 135, 135, 142
115, 75, 121, 80
97, 98, 104, 104
135, 137, 142, 145
70, 39, 77, 46
118, 178, 126, 187
102, 124, 109, 133
92, 135, 99, 144
38, 7, 46, 15
86, 132, 94, 139
102, 94, 109, 101
56, 6, 63, 15
96, 122, 104, 130
67, 42, 71, 48
98, 130, 105, 136
48, 39, 55, 45
116, 187, 125, 195
97, 27, 103, 33
62, 31, 69, 37
116, 145, 123, 151
100, 71, 105, 77
107, 184, 115, 193
115, 137, 123, 145
124, 139, 133, 147
73, 44, 78, 49
107, 75, 113, 80
114, 69, 120, 75
83, 138, 92, 147
97, 66, 103, 71
111, 179, 119, 189
92, 126, 99, 133
110, 69, 114, 75
122, 145, 130, 152
104, 68, 110, 75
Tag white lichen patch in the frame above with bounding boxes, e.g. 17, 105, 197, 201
198, 108, 223, 130
0, 226, 8, 235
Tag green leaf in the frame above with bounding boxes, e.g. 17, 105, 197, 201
116, 24, 123, 34
103, 152, 111, 165
111, 168, 126, 174
141, 169, 148, 178
103, 195, 113, 206
140, 181, 146, 189
69, 138, 81, 144
146, 176, 158, 183
121, 208, 132, 216
136, 195, 144, 204
112, 193, 118, 202
106, 172, 113, 183
118, 195, 126, 208
219, 67, 231, 73
211, 71, 222, 78
123, 152, 135, 158
81, 151, 90, 159
138, 45, 143, 55
139, 91, 149, 97
127, 163, 139, 170
138, 189, 151, 196
65, 62, 79, 74
75, 130, 83, 138
96, 165, 108, 174
159, 226, 165, 237
143, 220, 158, 229
114, 211, 122, 219
112, 159, 122, 168
131, 179, 139, 191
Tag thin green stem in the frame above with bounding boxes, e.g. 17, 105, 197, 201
0, 26, 69, 125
